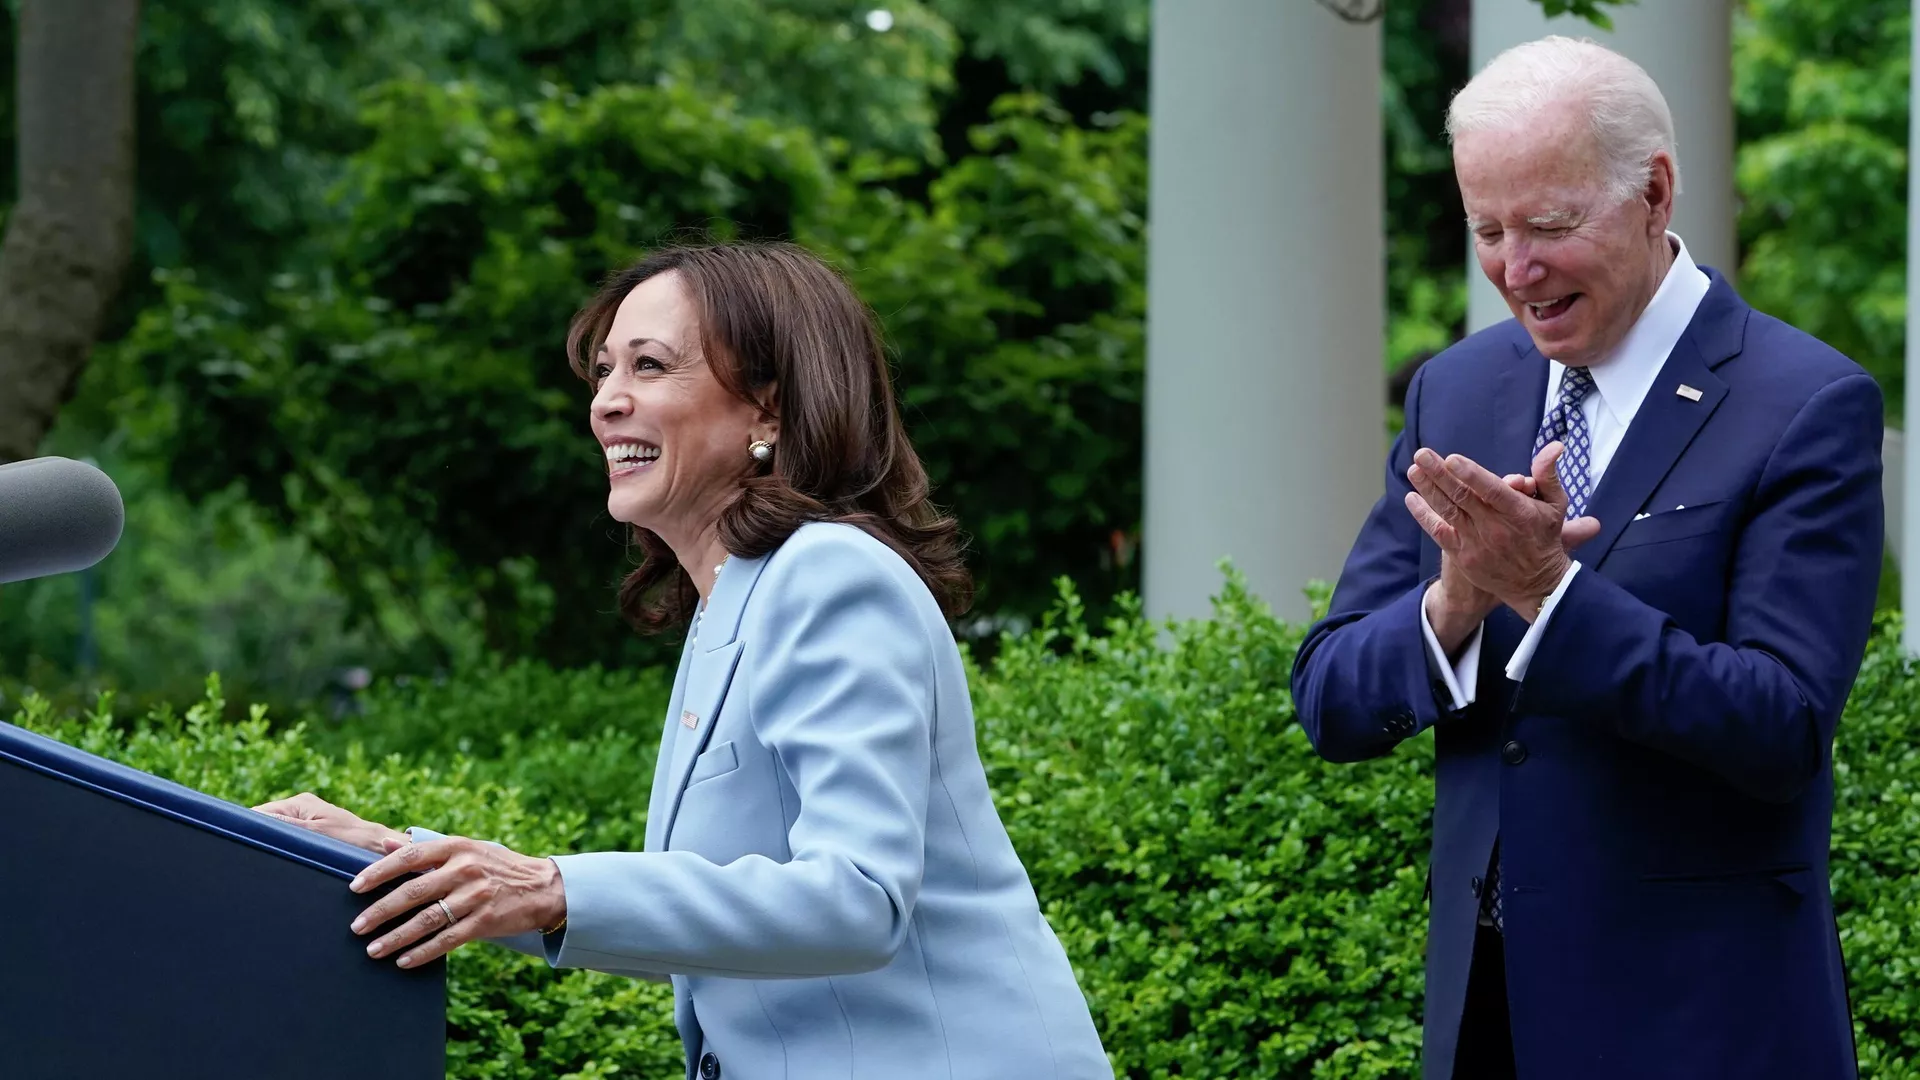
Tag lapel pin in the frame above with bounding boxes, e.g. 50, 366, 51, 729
1676, 384, 1703, 402
680, 710, 699, 729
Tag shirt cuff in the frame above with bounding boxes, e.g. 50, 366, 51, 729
1505, 561, 1582, 683
1419, 582, 1484, 711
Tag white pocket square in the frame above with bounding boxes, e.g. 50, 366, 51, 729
1633, 504, 1687, 521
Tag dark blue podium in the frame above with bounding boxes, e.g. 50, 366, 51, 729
0, 720, 445, 1079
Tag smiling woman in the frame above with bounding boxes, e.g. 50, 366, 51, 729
566, 243, 973, 635
255, 241, 1112, 1080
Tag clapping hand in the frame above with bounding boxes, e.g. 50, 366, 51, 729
1405, 441, 1601, 624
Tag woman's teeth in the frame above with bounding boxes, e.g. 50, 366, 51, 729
605, 444, 660, 470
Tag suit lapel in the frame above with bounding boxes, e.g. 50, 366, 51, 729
654, 550, 771, 848
1483, 336, 1551, 480
1579, 269, 1748, 570
1578, 338, 1727, 569
644, 637, 700, 852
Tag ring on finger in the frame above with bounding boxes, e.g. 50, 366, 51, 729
436, 898, 458, 928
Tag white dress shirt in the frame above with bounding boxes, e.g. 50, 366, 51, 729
1421, 233, 1712, 710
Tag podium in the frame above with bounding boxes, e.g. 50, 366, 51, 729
0, 720, 446, 1080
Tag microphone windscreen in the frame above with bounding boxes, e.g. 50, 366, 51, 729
0, 457, 126, 585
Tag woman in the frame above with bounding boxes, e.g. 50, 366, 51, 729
256, 241, 1112, 1080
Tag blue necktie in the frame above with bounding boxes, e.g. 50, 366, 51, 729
1533, 366, 1596, 518
1483, 367, 1598, 934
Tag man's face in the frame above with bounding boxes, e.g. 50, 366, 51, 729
1454, 101, 1672, 366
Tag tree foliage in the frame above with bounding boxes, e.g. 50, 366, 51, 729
5, 0, 1857, 698
37, 0, 1163, 676
1734, 0, 1910, 413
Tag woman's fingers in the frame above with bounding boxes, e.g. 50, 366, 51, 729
389, 885, 490, 969
364, 881, 474, 962
348, 836, 559, 967
252, 791, 329, 817
351, 850, 461, 933
352, 836, 448, 896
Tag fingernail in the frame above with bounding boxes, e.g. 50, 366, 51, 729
367, 941, 383, 957
397, 955, 413, 968
351, 917, 367, 933
349, 876, 365, 893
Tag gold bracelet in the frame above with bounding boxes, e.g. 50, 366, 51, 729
540, 914, 567, 937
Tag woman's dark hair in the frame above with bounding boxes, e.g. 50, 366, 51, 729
566, 241, 973, 632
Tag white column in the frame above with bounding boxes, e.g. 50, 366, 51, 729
1465, 0, 1736, 333
1143, 2, 1383, 624
1901, 2, 1920, 652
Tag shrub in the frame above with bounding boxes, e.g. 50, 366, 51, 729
980, 578, 1429, 1079
11, 576, 1919, 1078
317, 655, 673, 762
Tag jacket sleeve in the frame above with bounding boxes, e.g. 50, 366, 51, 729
1291, 363, 1461, 762
1516, 372, 1885, 803
545, 533, 934, 979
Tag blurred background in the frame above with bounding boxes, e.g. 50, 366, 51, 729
0, 0, 1906, 716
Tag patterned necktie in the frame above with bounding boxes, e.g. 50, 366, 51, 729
1482, 841, 1505, 932
1481, 367, 1598, 934
1533, 365, 1597, 518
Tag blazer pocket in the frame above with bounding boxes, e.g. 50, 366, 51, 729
1641, 863, 1814, 897
686, 740, 740, 786
1613, 499, 1730, 550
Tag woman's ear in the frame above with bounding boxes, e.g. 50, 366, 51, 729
755, 381, 781, 440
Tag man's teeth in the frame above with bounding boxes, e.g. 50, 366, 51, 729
1529, 297, 1570, 313
605, 444, 660, 467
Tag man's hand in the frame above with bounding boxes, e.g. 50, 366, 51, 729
1413, 464, 1534, 654
1405, 442, 1602, 622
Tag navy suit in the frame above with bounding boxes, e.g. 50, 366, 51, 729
1292, 270, 1881, 1080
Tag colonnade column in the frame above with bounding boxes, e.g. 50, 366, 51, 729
1143, 1, 1384, 623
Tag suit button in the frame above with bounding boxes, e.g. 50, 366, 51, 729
700, 1052, 720, 1079
1470, 876, 1483, 897
1501, 740, 1528, 765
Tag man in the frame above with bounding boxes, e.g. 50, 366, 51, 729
1291, 37, 1881, 1080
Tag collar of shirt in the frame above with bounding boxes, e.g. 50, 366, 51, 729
1544, 232, 1712, 430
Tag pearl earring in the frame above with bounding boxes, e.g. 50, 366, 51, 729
749, 439, 775, 464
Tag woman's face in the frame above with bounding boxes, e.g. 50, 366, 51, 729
588, 271, 772, 541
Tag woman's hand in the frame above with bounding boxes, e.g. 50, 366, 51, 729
253, 792, 406, 854
347, 836, 568, 969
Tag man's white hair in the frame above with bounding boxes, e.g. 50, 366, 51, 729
1446, 35, 1680, 203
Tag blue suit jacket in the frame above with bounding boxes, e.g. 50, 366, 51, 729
1291, 271, 1881, 1080
534, 523, 1111, 1080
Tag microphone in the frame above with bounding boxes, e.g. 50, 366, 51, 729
0, 456, 125, 584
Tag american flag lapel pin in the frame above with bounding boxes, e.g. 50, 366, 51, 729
680, 710, 699, 729
1676, 384, 1703, 402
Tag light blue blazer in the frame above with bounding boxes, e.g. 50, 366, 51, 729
484, 523, 1109, 1080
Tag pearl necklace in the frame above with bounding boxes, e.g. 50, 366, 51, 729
691, 555, 730, 645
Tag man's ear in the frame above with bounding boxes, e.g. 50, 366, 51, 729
1643, 150, 1677, 235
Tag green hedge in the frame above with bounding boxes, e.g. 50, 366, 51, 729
12, 575, 1919, 1078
